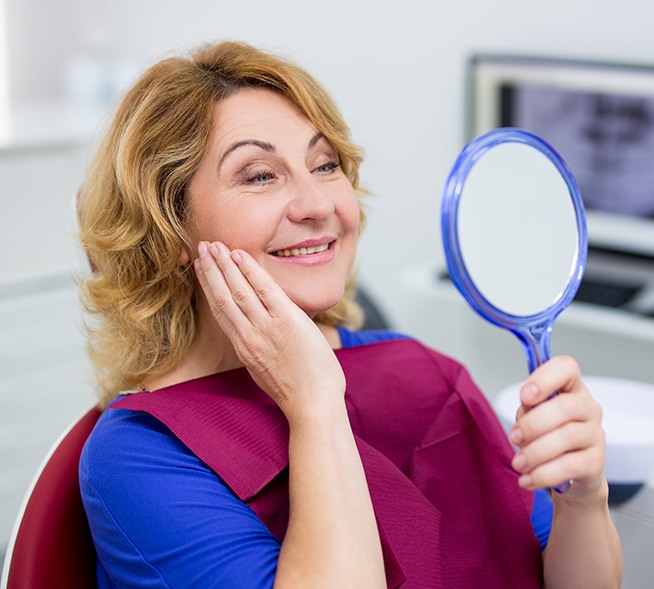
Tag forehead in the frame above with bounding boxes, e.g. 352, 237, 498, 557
211, 88, 317, 145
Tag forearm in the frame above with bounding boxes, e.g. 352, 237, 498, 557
543, 479, 622, 589
273, 402, 386, 589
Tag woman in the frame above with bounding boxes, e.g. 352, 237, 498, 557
78, 41, 622, 588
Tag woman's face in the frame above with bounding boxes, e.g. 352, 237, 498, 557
187, 88, 360, 318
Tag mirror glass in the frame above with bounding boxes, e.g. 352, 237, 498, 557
457, 142, 579, 316
441, 128, 588, 374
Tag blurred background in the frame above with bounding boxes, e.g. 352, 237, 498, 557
2, 0, 654, 585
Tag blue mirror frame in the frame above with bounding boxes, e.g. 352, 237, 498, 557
441, 128, 588, 374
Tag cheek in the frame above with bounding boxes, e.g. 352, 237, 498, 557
192, 198, 273, 251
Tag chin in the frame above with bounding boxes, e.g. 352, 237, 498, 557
299, 299, 342, 319
287, 289, 344, 319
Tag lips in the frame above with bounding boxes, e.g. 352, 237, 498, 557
270, 242, 331, 258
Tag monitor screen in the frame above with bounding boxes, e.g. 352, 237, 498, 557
468, 55, 654, 257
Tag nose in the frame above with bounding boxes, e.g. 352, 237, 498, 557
286, 172, 335, 223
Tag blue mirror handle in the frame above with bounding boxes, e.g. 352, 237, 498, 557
516, 324, 573, 493
516, 322, 553, 374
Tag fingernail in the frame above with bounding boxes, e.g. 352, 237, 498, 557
512, 452, 527, 470
510, 427, 524, 445
518, 474, 533, 488
209, 243, 220, 258
231, 250, 242, 264
198, 241, 208, 256
522, 384, 538, 402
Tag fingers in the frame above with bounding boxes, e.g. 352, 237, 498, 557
513, 446, 605, 490
221, 246, 290, 319
193, 240, 294, 376
194, 241, 250, 336
193, 240, 312, 354
510, 356, 606, 492
206, 242, 273, 321
511, 418, 605, 489
512, 357, 602, 449
518, 355, 581, 411
195, 241, 288, 327
512, 390, 600, 444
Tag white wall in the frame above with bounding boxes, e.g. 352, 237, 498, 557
8, 0, 654, 327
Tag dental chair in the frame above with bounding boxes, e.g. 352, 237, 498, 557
1, 405, 100, 589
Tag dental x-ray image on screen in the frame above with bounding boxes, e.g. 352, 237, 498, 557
468, 55, 654, 310
500, 84, 654, 219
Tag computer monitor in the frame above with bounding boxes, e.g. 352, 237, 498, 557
467, 54, 654, 259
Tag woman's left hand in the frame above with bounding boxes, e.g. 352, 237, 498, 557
510, 355, 606, 498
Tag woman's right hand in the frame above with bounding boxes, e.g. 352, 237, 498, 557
195, 241, 386, 588
194, 241, 346, 422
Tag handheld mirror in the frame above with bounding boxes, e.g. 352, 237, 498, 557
441, 128, 588, 493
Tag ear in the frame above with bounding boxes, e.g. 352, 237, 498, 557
178, 248, 191, 266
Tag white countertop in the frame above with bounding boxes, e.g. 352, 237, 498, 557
0, 101, 108, 152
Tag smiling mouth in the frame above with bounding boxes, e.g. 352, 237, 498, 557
270, 242, 332, 258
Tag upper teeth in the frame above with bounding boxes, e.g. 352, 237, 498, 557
273, 243, 329, 257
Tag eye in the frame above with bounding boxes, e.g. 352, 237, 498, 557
245, 168, 277, 184
314, 160, 340, 174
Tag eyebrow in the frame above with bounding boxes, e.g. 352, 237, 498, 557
308, 131, 325, 149
218, 132, 326, 169
219, 139, 275, 168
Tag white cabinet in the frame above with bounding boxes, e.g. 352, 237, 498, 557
395, 263, 654, 398
0, 281, 95, 545
0, 147, 82, 283
0, 108, 98, 555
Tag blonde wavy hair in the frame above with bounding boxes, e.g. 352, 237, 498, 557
78, 41, 366, 406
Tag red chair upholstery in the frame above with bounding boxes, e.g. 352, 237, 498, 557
1, 405, 101, 589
